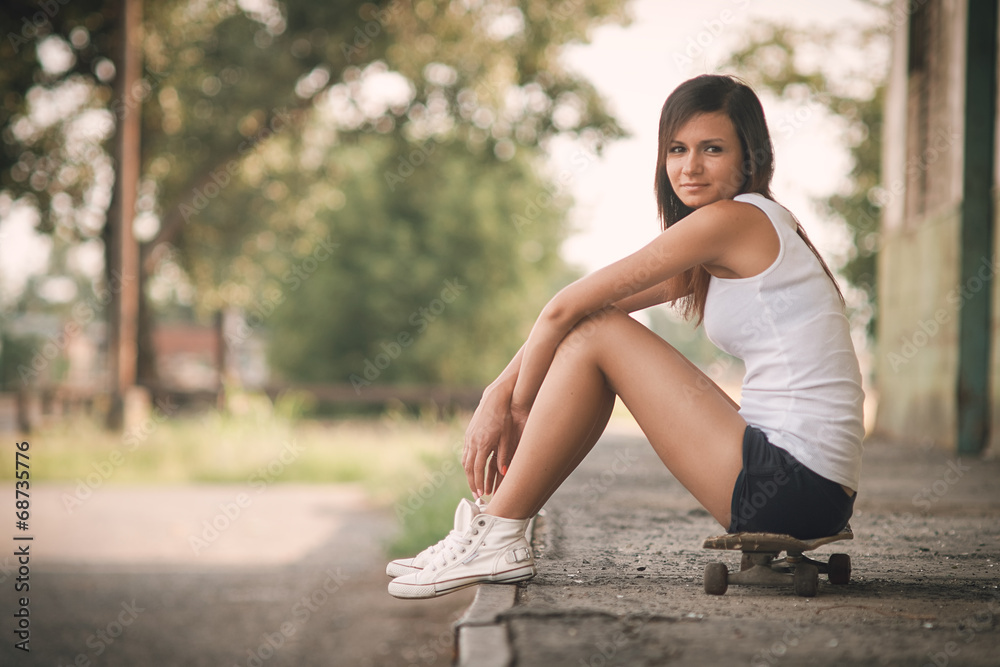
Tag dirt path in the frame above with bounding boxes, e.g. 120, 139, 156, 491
0, 484, 475, 667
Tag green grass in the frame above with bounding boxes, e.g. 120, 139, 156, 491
7, 391, 473, 557
383, 447, 473, 558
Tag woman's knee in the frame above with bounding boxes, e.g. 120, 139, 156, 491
557, 307, 630, 357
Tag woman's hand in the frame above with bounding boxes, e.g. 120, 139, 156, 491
462, 384, 525, 498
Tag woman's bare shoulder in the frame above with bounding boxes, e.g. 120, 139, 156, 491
681, 198, 772, 234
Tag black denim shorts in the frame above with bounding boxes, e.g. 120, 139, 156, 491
728, 425, 855, 540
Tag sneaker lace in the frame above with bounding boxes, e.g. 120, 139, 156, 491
420, 499, 486, 559
428, 526, 480, 571
422, 528, 462, 557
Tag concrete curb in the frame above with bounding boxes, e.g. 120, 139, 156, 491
454, 585, 517, 667
453, 514, 537, 667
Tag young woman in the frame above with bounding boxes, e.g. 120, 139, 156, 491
387, 74, 864, 599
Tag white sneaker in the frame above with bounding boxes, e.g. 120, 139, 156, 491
386, 498, 486, 578
387, 513, 535, 599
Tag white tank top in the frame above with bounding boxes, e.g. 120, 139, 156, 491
702, 193, 865, 490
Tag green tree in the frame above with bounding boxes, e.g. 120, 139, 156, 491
261, 133, 575, 387
1, 0, 630, 387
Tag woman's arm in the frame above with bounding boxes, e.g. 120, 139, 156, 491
510, 200, 758, 414
463, 346, 524, 496
613, 279, 690, 314
463, 281, 685, 496
463, 200, 767, 496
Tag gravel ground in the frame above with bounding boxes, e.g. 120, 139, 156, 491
496, 428, 1000, 667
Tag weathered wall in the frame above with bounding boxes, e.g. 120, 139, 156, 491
874, 0, 969, 449
876, 207, 962, 447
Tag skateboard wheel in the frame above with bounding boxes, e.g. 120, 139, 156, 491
704, 562, 729, 595
827, 553, 851, 585
793, 562, 819, 597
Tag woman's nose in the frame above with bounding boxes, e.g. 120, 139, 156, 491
683, 153, 703, 175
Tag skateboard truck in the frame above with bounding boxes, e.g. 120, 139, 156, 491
702, 526, 853, 597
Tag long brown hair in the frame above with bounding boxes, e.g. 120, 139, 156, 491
653, 74, 843, 323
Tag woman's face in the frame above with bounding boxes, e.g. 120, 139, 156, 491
666, 111, 746, 209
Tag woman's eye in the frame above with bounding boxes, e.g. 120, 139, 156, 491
705, 145, 722, 153
669, 146, 685, 154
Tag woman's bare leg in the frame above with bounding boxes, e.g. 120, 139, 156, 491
487, 309, 746, 527
489, 384, 616, 498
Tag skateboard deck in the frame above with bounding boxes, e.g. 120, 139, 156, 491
702, 526, 853, 597
703, 526, 853, 553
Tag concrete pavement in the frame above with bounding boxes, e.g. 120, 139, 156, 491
456, 426, 1000, 666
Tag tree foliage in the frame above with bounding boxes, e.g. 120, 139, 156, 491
1, 0, 631, 387
263, 133, 576, 387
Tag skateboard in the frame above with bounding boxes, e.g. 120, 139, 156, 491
701, 525, 853, 597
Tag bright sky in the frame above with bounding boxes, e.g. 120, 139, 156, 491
0, 0, 887, 308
